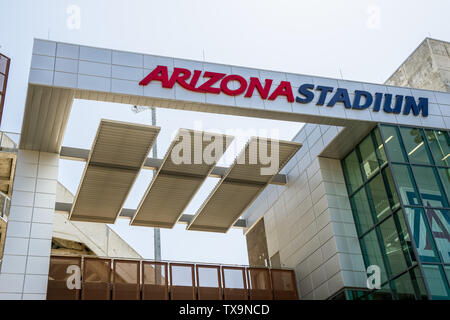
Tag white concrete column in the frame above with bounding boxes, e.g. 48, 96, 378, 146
0, 150, 58, 300
246, 124, 368, 299
314, 157, 367, 295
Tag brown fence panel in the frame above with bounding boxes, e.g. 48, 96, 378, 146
170, 263, 196, 300
196, 264, 222, 300
247, 267, 273, 300
82, 257, 111, 300
47, 255, 298, 301
222, 266, 248, 300
113, 259, 140, 300
47, 256, 81, 300
271, 269, 298, 300
142, 261, 168, 300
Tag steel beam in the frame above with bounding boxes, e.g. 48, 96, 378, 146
54, 202, 247, 229
60, 146, 288, 185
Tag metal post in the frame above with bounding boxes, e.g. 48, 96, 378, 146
152, 107, 161, 261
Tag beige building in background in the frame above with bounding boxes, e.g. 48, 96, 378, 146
386, 38, 450, 92
53, 182, 141, 259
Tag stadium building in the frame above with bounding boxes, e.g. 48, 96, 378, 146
0, 37, 449, 300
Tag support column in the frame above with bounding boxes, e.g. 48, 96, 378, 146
0, 150, 58, 300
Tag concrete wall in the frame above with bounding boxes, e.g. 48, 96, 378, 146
0, 150, 58, 300
0, 168, 141, 300
246, 218, 269, 267
242, 37, 450, 300
386, 38, 450, 93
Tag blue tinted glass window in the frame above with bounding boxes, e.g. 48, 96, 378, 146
342, 150, 363, 194
424, 208, 450, 264
350, 187, 374, 236
437, 168, 450, 204
404, 207, 440, 263
394, 211, 416, 266
359, 135, 379, 180
422, 264, 450, 300
411, 166, 449, 208
391, 271, 418, 300
360, 229, 388, 284
399, 127, 432, 165
367, 174, 391, 222
380, 125, 407, 163
383, 167, 401, 211
378, 216, 408, 277
425, 130, 450, 167
391, 164, 421, 206
373, 128, 388, 166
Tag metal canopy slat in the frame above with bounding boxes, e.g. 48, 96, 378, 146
19, 84, 75, 153
130, 129, 233, 228
187, 137, 302, 233
69, 119, 160, 224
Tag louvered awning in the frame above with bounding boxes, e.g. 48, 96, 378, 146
187, 137, 302, 233
69, 120, 160, 223
130, 129, 233, 228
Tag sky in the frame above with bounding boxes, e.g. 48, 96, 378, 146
1, 0, 450, 264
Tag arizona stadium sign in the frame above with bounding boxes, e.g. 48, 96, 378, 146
140, 65, 428, 117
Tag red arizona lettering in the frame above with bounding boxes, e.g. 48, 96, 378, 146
268, 81, 294, 102
167, 67, 193, 90
189, 70, 203, 91
197, 72, 226, 94
139, 65, 169, 86
221, 75, 248, 96
245, 77, 273, 99
141, 67, 295, 103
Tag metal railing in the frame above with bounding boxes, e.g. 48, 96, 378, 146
0, 191, 10, 221
0, 191, 10, 271
47, 255, 299, 300
0, 131, 19, 151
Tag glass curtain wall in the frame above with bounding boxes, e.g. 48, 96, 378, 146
342, 125, 450, 300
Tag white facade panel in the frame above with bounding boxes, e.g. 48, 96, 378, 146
29, 69, 53, 86
242, 121, 367, 299
56, 43, 79, 59
78, 60, 111, 78
112, 65, 144, 81
54, 71, 77, 88
79, 46, 111, 64
1, 255, 27, 274
31, 55, 55, 71
112, 51, 143, 68
25, 39, 450, 133
3, 237, 29, 256
0, 151, 58, 299
27, 239, 52, 257
32, 40, 56, 57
